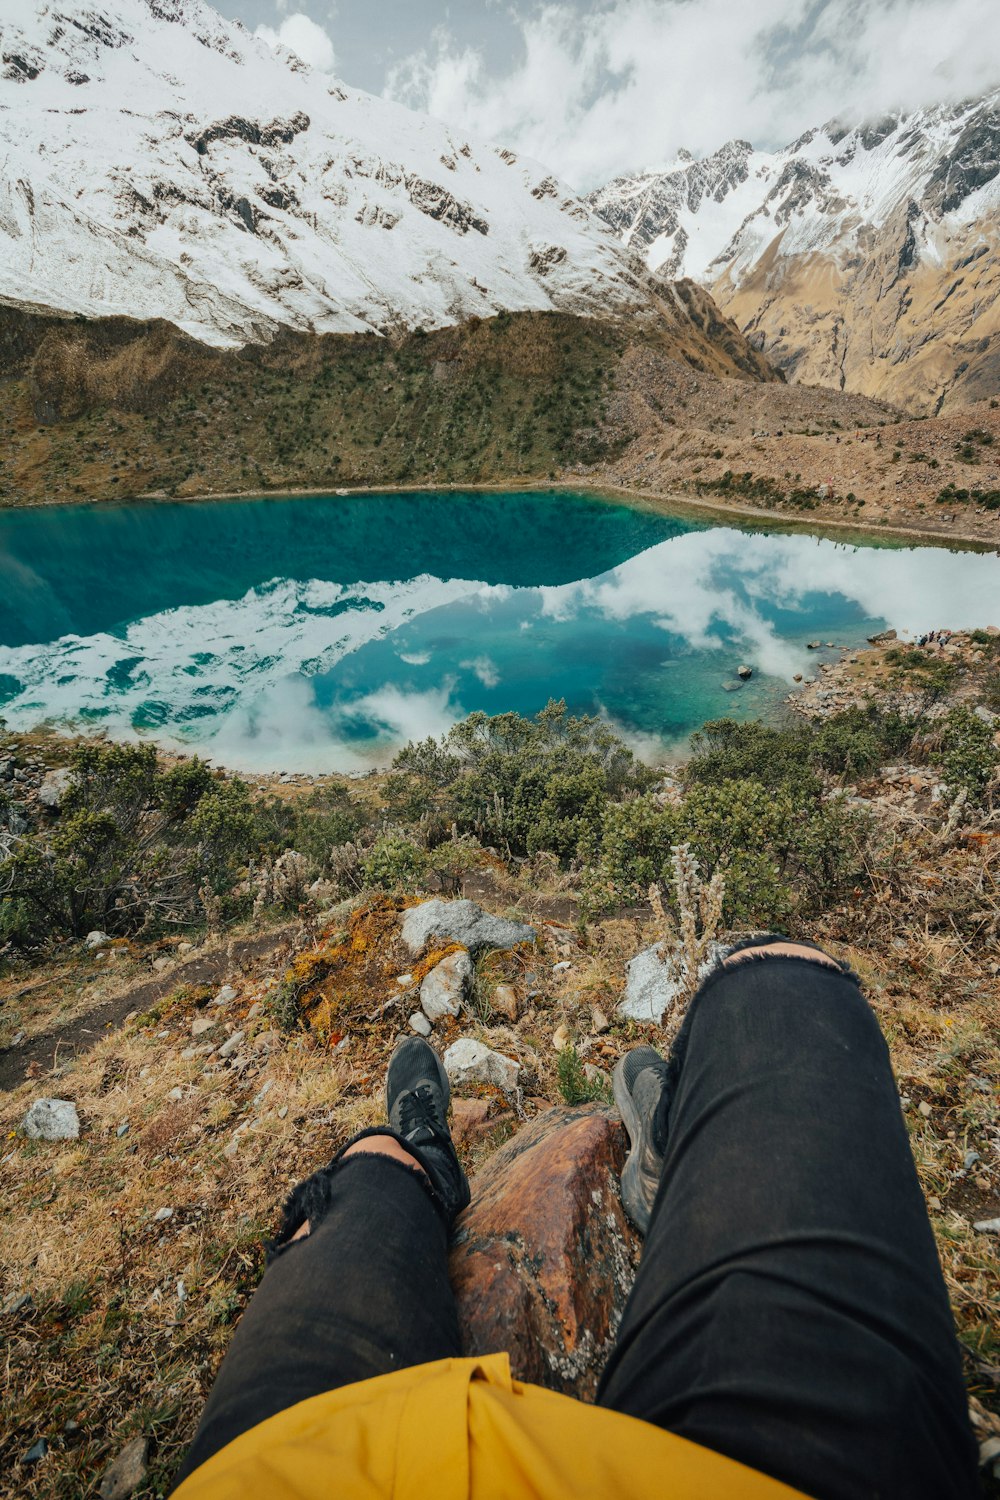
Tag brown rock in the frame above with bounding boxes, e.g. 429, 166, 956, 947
492, 984, 519, 1022
449, 1105, 640, 1399
451, 1097, 490, 1145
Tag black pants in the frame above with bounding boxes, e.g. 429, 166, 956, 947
175, 953, 979, 1498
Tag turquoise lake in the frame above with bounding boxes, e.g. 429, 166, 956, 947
1, 490, 999, 772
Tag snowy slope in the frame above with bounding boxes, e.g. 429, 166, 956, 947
590, 93, 1000, 410
0, 0, 652, 347
590, 94, 1000, 284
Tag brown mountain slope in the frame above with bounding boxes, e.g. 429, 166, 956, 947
715, 213, 1000, 417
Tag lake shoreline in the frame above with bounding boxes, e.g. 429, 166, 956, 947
7, 476, 1000, 555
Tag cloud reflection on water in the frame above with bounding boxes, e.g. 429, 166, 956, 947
0, 525, 998, 771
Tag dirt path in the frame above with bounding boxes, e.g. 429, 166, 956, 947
0, 925, 302, 1093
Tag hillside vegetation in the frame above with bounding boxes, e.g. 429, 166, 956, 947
0, 298, 775, 510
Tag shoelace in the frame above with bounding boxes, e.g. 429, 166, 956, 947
397, 1084, 443, 1143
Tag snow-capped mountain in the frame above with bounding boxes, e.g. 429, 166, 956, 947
0, 0, 655, 348
590, 94, 1000, 411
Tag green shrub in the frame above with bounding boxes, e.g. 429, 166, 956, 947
939, 708, 998, 802
594, 779, 864, 928
361, 831, 427, 891
556, 1044, 612, 1105
394, 701, 653, 861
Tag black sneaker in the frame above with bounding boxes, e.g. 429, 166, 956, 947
613, 1046, 671, 1236
386, 1037, 471, 1227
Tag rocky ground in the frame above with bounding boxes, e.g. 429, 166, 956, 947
579, 345, 1000, 546
2, 678, 1000, 1496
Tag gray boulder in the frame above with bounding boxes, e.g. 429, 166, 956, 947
38, 768, 73, 810
444, 1038, 520, 1092
402, 899, 534, 957
22, 1098, 81, 1140
620, 942, 728, 1025
420, 949, 474, 1022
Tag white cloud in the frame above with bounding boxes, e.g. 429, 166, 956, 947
255, 12, 336, 72
460, 654, 501, 688
384, 0, 1000, 189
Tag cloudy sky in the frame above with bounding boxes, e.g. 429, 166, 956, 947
220, 0, 1000, 190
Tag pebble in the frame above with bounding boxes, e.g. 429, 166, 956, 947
2, 1290, 32, 1315
420, 950, 473, 1022
97, 1434, 149, 1500
212, 985, 237, 1007
253, 1080, 274, 1108
552, 960, 572, 974
217, 1030, 245, 1059
177, 942, 195, 956
552, 1023, 570, 1052
153, 1207, 174, 1222
278, 1105, 289, 1119
409, 1011, 432, 1037
973, 1218, 1000, 1235
84, 930, 112, 950
590, 1006, 610, 1035
166, 1087, 184, 1102
23, 1438, 47, 1465
116, 1122, 130, 1137
191, 1016, 216, 1037
918, 1101, 932, 1118
245, 1002, 264, 1021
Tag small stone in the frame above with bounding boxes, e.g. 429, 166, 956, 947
963, 1150, 981, 1170
451, 1097, 491, 1144
928, 1195, 943, 1211
409, 1011, 432, 1036
212, 985, 237, 1007
22, 1098, 80, 1141
492, 984, 519, 1022
590, 1005, 610, 1035
253, 1030, 282, 1053
10, 1030, 25, 1046
2, 1290, 31, 1315
217, 1030, 245, 1059
552, 1023, 571, 1052
277, 1105, 289, 1119
736, 664, 753, 679
23, 1438, 47, 1465
191, 1016, 215, 1037
396, 974, 414, 987
84, 930, 112, 951
177, 942, 195, 956
552, 960, 571, 974
116, 1122, 130, 1137
918, 1101, 932, 1118
973, 1218, 1000, 1235
583, 1063, 608, 1087
166, 1087, 184, 1102
420, 950, 474, 1022
793, 673, 803, 682
153, 1207, 174, 1223
444, 1038, 520, 1093
253, 1080, 274, 1108
98, 1434, 149, 1500
245, 1002, 264, 1021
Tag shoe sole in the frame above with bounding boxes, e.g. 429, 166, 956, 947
613, 1058, 653, 1238
385, 1037, 451, 1120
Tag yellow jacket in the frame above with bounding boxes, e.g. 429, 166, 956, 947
174, 1353, 808, 1499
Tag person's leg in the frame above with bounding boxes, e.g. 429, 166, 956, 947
598, 944, 979, 1500
173, 1039, 469, 1486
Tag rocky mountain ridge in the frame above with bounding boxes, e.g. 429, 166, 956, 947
590, 92, 1000, 413
1, 0, 672, 348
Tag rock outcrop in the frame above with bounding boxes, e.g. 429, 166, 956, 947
450, 1105, 641, 1398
